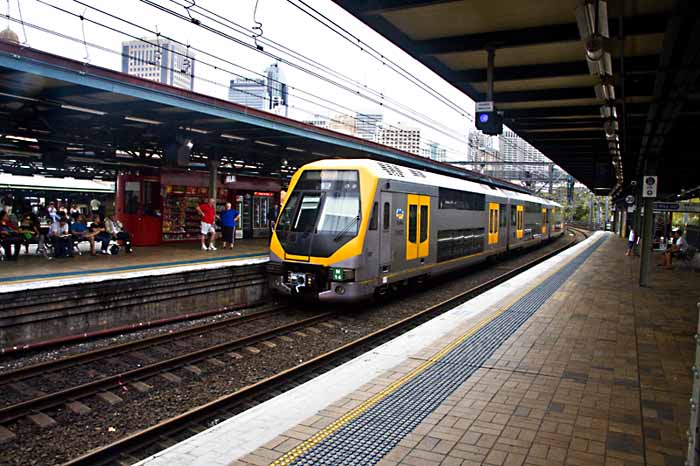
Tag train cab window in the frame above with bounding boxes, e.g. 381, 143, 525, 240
295, 195, 322, 232
420, 205, 428, 243
383, 202, 390, 230
369, 202, 378, 230
408, 204, 418, 243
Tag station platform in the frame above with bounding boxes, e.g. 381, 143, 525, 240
135, 232, 698, 466
0, 239, 270, 293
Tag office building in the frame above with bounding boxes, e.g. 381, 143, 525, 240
302, 115, 330, 130
355, 112, 383, 142
328, 114, 357, 136
379, 123, 421, 155
122, 39, 195, 90
265, 62, 288, 116
421, 141, 448, 162
498, 129, 549, 181
228, 78, 267, 110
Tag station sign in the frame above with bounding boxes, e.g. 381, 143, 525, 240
225, 175, 236, 183
654, 202, 680, 211
475, 101, 494, 112
642, 175, 657, 198
653, 202, 700, 213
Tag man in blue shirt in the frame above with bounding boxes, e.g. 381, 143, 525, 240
220, 202, 240, 249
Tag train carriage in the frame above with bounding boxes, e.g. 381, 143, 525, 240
268, 159, 562, 303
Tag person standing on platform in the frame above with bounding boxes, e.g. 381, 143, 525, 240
197, 198, 217, 251
90, 198, 101, 218
626, 227, 635, 256
220, 202, 240, 250
268, 203, 279, 239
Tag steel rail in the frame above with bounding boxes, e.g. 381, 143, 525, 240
0, 303, 285, 384
0, 311, 334, 425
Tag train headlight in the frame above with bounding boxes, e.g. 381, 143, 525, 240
330, 267, 355, 282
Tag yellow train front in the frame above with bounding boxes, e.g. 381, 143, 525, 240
268, 159, 562, 303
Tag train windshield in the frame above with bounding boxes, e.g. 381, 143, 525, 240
276, 170, 361, 257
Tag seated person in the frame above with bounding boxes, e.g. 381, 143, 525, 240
661, 229, 689, 268
18, 213, 41, 254
105, 215, 133, 253
49, 214, 73, 258
0, 210, 21, 261
70, 214, 97, 255
89, 213, 112, 255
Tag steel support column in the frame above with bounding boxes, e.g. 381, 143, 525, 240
208, 161, 218, 202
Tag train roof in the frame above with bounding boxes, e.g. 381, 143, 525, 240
301, 159, 561, 208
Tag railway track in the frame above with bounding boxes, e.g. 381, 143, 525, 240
0, 304, 337, 427
62, 228, 588, 466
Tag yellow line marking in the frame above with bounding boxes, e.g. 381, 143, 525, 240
269, 238, 591, 466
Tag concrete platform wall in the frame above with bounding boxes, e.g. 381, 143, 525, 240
0, 264, 267, 350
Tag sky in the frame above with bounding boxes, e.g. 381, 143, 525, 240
5, 0, 483, 160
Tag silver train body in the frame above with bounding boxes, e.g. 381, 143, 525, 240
268, 159, 564, 303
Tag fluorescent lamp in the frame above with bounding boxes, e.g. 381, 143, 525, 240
0, 92, 40, 102
5, 135, 38, 142
285, 146, 305, 152
61, 104, 107, 116
125, 116, 161, 125
254, 140, 278, 147
311, 152, 330, 157
221, 133, 246, 141
183, 127, 209, 134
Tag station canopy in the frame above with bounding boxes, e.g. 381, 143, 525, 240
334, 0, 700, 200
0, 40, 530, 194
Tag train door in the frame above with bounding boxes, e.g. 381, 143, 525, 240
516, 205, 524, 239
406, 194, 430, 260
541, 208, 548, 235
379, 192, 392, 273
488, 202, 499, 245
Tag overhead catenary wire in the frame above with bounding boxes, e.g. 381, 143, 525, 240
37, 0, 467, 151
133, 0, 472, 146
284, 0, 471, 121
27, 0, 555, 185
2, 12, 471, 165
165, 0, 461, 140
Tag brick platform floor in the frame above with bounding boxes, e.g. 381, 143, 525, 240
233, 235, 698, 466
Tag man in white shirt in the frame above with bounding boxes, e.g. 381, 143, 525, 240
662, 229, 689, 268
49, 215, 72, 258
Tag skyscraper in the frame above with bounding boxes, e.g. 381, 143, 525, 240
328, 114, 358, 136
355, 112, 383, 142
122, 39, 195, 91
421, 141, 447, 162
265, 62, 288, 116
498, 129, 549, 181
379, 123, 421, 155
228, 78, 267, 110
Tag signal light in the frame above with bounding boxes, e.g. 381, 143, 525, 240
475, 111, 503, 136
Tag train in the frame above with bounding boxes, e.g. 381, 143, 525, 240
268, 159, 563, 303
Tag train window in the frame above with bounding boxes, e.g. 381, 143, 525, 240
408, 204, 417, 243
294, 194, 321, 232
383, 202, 390, 230
437, 227, 485, 262
369, 202, 378, 230
420, 205, 428, 243
499, 204, 507, 227
438, 188, 485, 211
